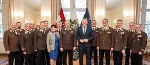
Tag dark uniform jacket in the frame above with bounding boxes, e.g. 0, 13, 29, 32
34, 29, 47, 50
113, 28, 127, 51
3, 29, 22, 52
91, 27, 98, 47
45, 27, 50, 34
131, 31, 147, 53
20, 30, 34, 54
97, 26, 114, 50
59, 28, 77, 50
127, 29, 135, 49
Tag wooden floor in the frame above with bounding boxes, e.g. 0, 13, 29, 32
1, 54, 150, 65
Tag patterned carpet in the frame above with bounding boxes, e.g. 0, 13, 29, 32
0, 55, 8, 65
0, 54, 150, 65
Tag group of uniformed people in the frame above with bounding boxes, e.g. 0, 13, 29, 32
3, 18, 147, 65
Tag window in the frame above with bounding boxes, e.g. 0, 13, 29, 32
0, 11, 2, 37
61, 0, 86, 24
141, 0, 150, 39
0, 0, 2, 39
147, 0, 150, 9
145, 12, 150, 39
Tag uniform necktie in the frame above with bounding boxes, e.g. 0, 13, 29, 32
104, 27, 106, 32
59, 30, 60, 33
118, 29, 120, 32
136, 32, 138, 34
93, 27, 95, 31
14, 30, 17, 34
42, 30, 45, 34
28, 32, 30, 34
84, 27, 86, 34
67, 29, 69, 31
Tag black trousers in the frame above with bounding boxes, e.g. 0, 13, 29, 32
33, 52, 37, 65
125, 48, 130, 65
8, 51, 23, 65
99, 49, 110, 65
90, 46, 97, 65
25, 53, 35, 65
79, 43, 91, 65
131, 53, 142, 65
113, 51, 123, 65
63, 50, 73, 65
56, 50, 63, 65
37, 50, 46, 65
21, 51, 24, 65
46, 51, 50, 65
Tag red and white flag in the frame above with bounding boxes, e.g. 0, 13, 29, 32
56, 8, 66, 27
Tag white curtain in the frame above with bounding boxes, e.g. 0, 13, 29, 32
95, 0, 106, 28
51, 0, 61, 25
87, 0, 96, 21
41, 0, 52, 25
2, 0, 24, 31
41, 0, 60, 26
133, 0, 141, 24
123, 0, 134, 29
2, 0, 11, 31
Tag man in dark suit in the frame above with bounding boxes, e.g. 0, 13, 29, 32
112, 20, 127, 65
16, 22, 24, 48
59, 21, 77, 65
44, 21, 50, 65
30, 22, 37, 65
97, 19, 114, 65
90, 20, 98, 65
125, 22, 135, 65
3, 23, 23, 65
131, 24, 147, 65
34, 21, 47, 65
77, 18, 93, 65
44, 20, 50, 32
20, 23, 35, 65
16, 22, 24, 64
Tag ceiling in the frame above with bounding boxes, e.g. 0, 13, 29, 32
25, 0, 41, 11
106, 0, 122, 10
25, 0, 122, 11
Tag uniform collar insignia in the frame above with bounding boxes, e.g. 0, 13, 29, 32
10, 29, 16, 32
45, 27, 49, 30
128, 29, 135, 32
65, 28, 71, 30
102, 26, 109, 31
92, 27, 96, 30
31, 29, 35, 31
25, 30, 31, 34
115, 28, 123, 32
40, 29, 44, 32
17, 29, 22, 31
